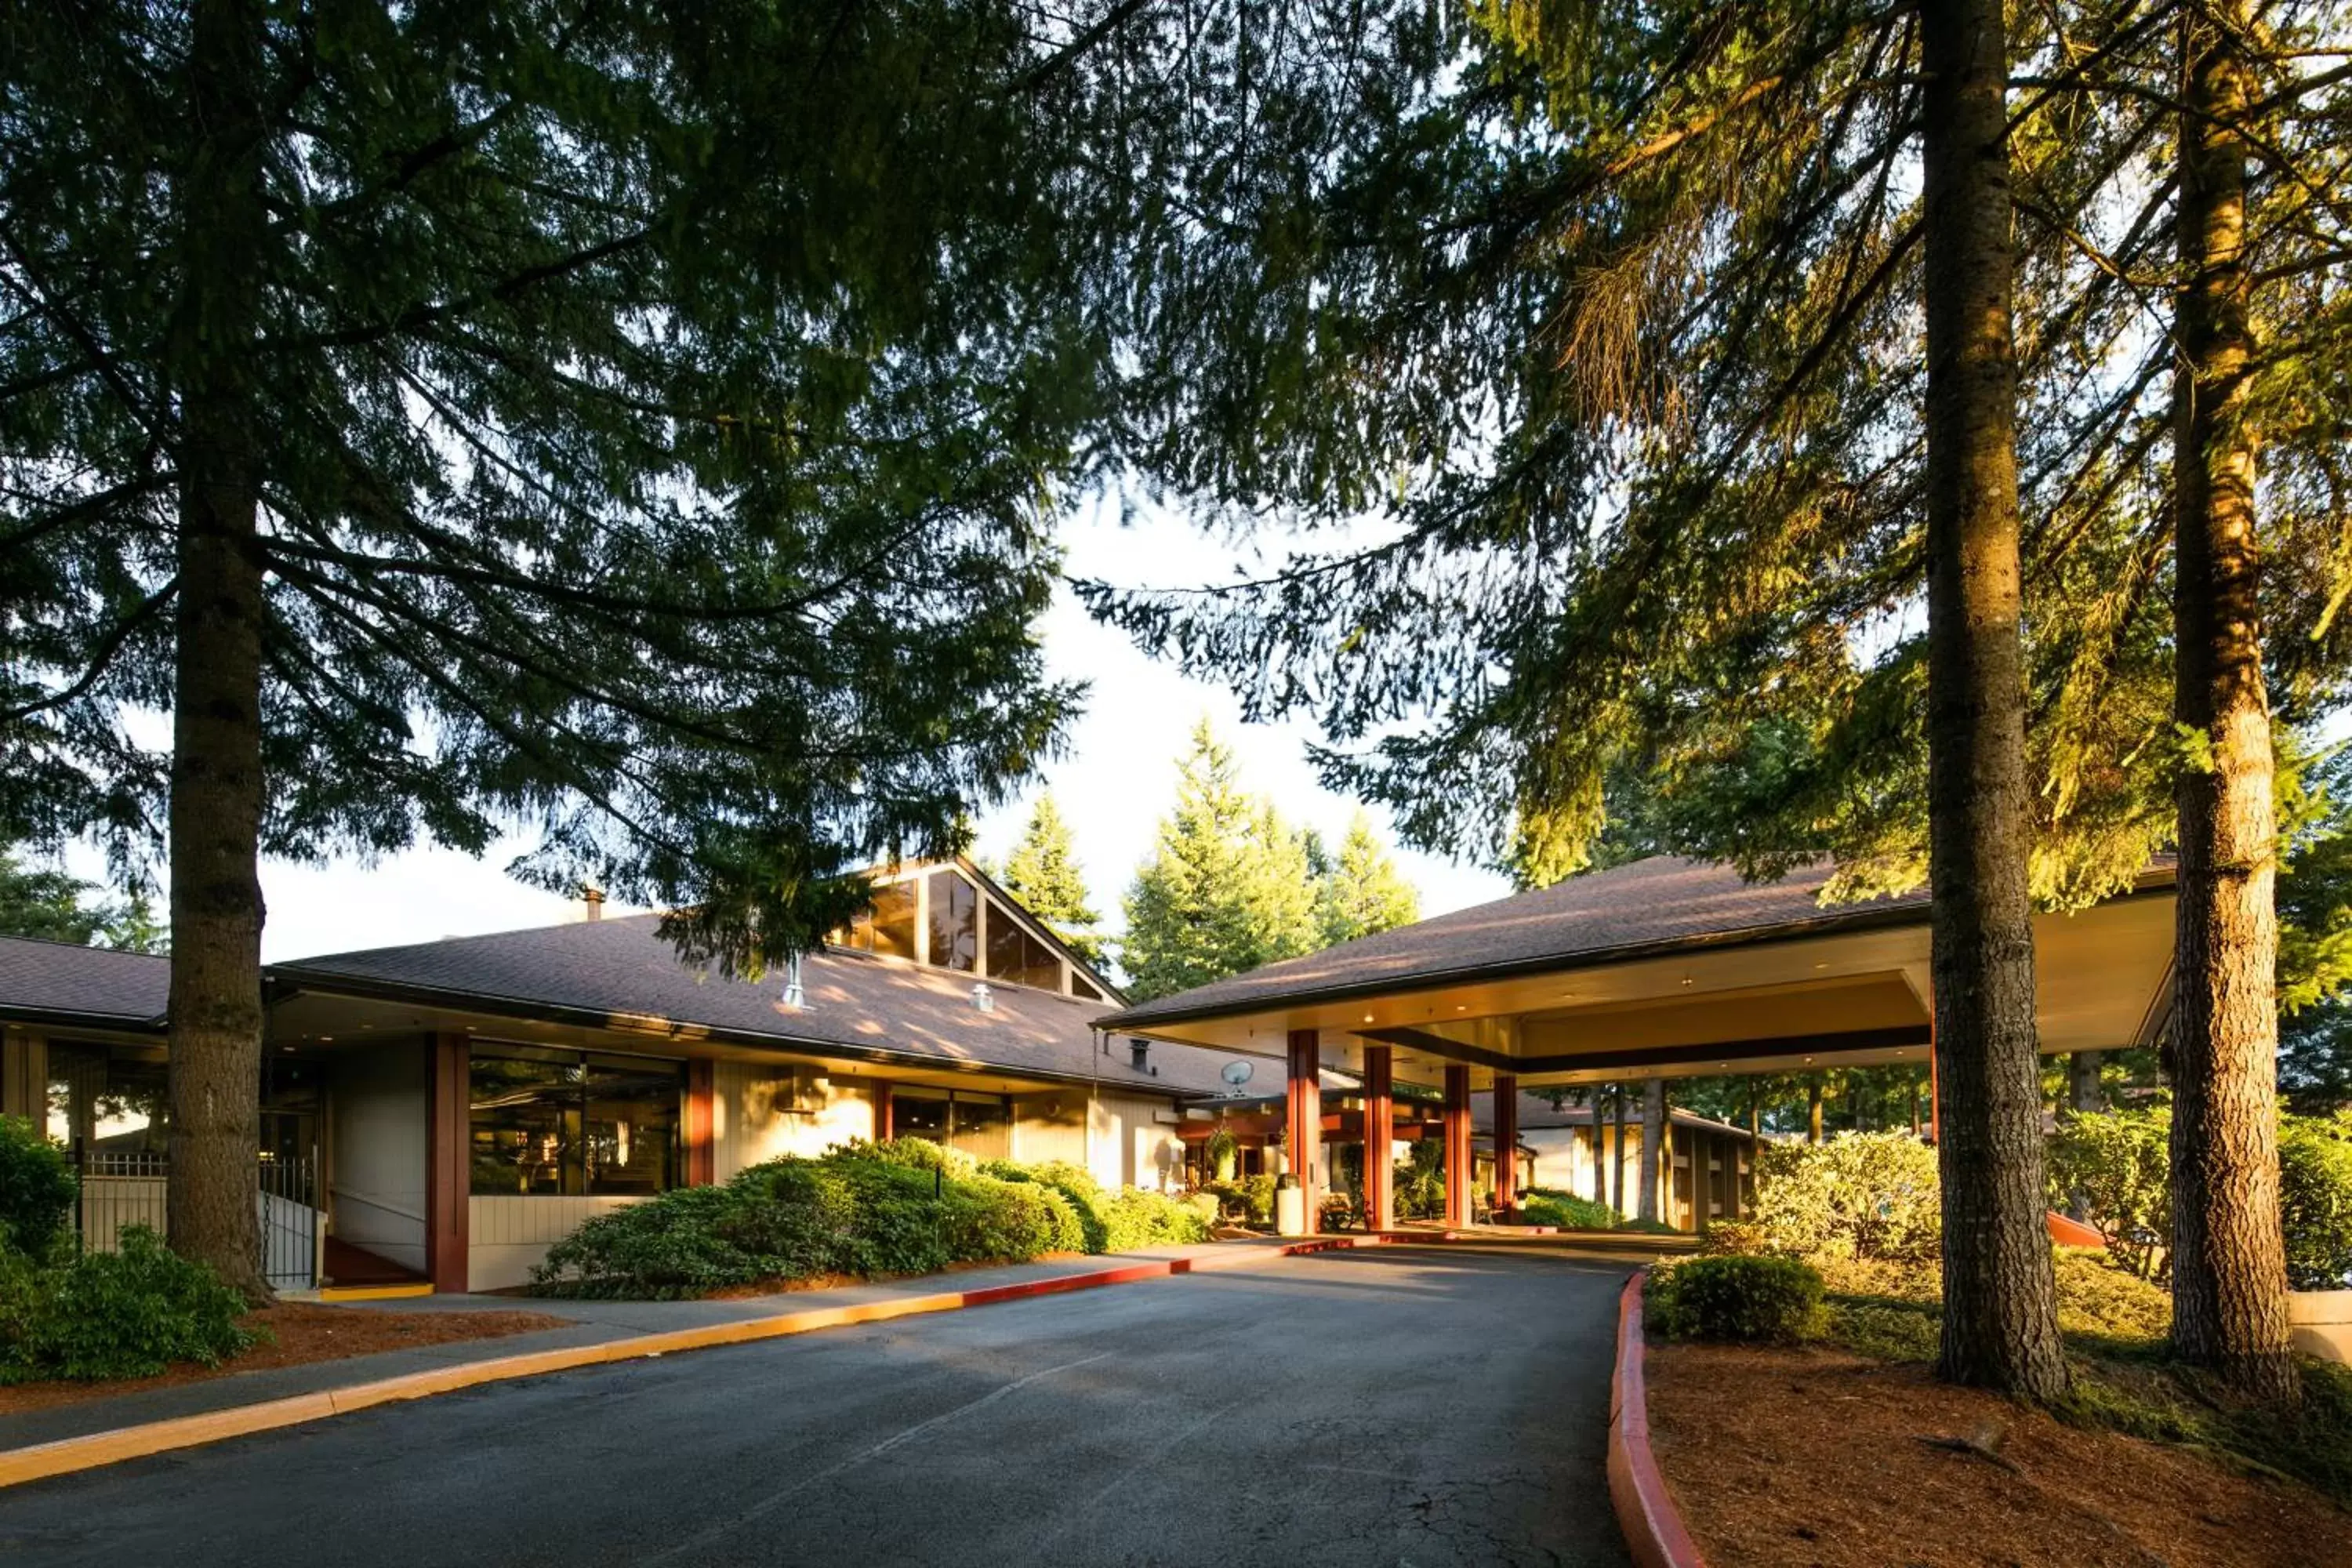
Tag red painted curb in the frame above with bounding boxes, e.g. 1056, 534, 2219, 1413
1607, 1269, 1708, 1568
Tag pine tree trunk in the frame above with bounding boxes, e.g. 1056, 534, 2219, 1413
165, 0, 271, 1303
2069, 1051, 2104, 1113
1639, 1079, 1664, 1224
1919, 0, 2068, 1399
1808, 1076, 1824, 1144
2168, 0, 2295, 1403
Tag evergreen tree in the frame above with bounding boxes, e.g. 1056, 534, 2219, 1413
1316, 811, 1420, 946
997, 793, 1105, 967
1120, 720, 1319, 1000
0, 0, 1151, 1293
0, 850, 165, 952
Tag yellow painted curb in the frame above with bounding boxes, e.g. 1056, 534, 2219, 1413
0, 1240, 1340, 1491
317, 1283, 435, 1303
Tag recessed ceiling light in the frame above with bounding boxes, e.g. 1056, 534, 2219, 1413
1363, 1013, 1374, 1023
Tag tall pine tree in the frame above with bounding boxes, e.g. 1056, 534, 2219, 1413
998, 792, 1105, 967
1120, 720, 1319, 999
1, 0, 1149, 1293
1316, 810, 1420, 946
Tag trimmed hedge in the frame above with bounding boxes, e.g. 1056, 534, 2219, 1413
1647, 1255, 1826, 1343
1515, 1187, 1622, 1231
533, 1142, 1206, 1299
0, 1227, 255, 1383
984, 1160, 1212, 1253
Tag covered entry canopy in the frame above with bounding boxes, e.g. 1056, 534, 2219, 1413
1094, 855, 2177, 1094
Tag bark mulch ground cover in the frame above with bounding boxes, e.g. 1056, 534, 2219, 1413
0, 1302, 569, 1417
1646, 1341, 2352, 1568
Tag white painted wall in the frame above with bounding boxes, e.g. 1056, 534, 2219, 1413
1010, 1089, 1088, 1168
1086, 1090, 1185, 1193
713, 1062, 874, 1179
330, 1044, 428, 1274
470, 1195, 648, 1291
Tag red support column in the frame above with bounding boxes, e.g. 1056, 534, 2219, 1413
1927, 1004, 1941, 1145
873, 1080, 895, 1142
1363, 1045, 1394, 1232
685, 1058, 716, 1186
426, 1033, 470, 1294
1493, 1072, 1519, 1217
1287, 1029, 1323, 1234
1443, 1065, 1472, 1228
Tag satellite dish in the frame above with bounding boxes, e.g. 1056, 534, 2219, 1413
1221, 1059, 1254, 1087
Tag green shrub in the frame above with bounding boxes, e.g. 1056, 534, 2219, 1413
2281, 1112, 2352, 1290
1647, 1255, 1826, 1343
1517, 1188, 1621, 1230
535, 1145, 1202, 1298
837, 1137, 980, 1180
1394, 1140, 1445, 1220
0, 1227, 254, 1383
2045, 1108, 2172, 1279
986, 1160, 1208, 1252
0, 1117, 76, 1259
1744, 1131, 1940, 1262
1202, 1174, 1276, 1226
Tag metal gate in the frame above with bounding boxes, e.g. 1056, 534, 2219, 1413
71, 1145, 322, 1292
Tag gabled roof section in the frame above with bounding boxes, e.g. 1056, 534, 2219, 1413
272, 913, 1235, 1094
1096, 856, 1915, 1030
0, 936, 169, 1031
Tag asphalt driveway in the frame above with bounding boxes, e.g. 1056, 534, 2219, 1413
0, 1246, 1635, 1567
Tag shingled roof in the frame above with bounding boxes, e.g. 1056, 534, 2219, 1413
274, 916, 1247, 1097
0, 936, 170, 1031
1097, 856, 1927, 1030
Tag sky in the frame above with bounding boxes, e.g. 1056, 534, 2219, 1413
200, 488, 1512, 963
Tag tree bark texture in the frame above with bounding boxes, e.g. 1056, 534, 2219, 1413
2070, 1051, 2104, 1113
1808, 1076, 1824, 1144
2168, 0, 2295, 1400
165, 0, 272, 1301
1639, 1078, 1664, 1223
1919, 0, 2069, 1399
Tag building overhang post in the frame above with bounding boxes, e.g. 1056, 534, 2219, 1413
1287, 1028, 1323, 1235
1493, 1072, 1519, 1217
685, 1058, 716, 1186
426, 1032, 470, 1294
1443, 1065, 1472, 1228
1363, 1044, 1393, 1232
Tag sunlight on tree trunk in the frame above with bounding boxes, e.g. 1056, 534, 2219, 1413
2167, 0, 2296, 1405
1919, 0, 2067, 1401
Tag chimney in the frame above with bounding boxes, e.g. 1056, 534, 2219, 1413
583, 886, 605, 923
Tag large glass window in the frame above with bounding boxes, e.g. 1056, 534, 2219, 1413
926, 870, 977, 971
470, 1045, 682, 1196
873, 879, 918, 960
892, 1087, 1009, 1160
45, 1044, 169, 1154
985, 902, 1063, 992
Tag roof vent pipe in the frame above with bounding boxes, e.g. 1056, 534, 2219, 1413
782, 953, 805, 1010
583, 886, 605, 922
972, 982, 995, 1013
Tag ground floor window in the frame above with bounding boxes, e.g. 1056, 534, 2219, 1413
470, 1044, 684, 1196
893, 1087, 1011, 1163
45, 1043, 169, 1154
